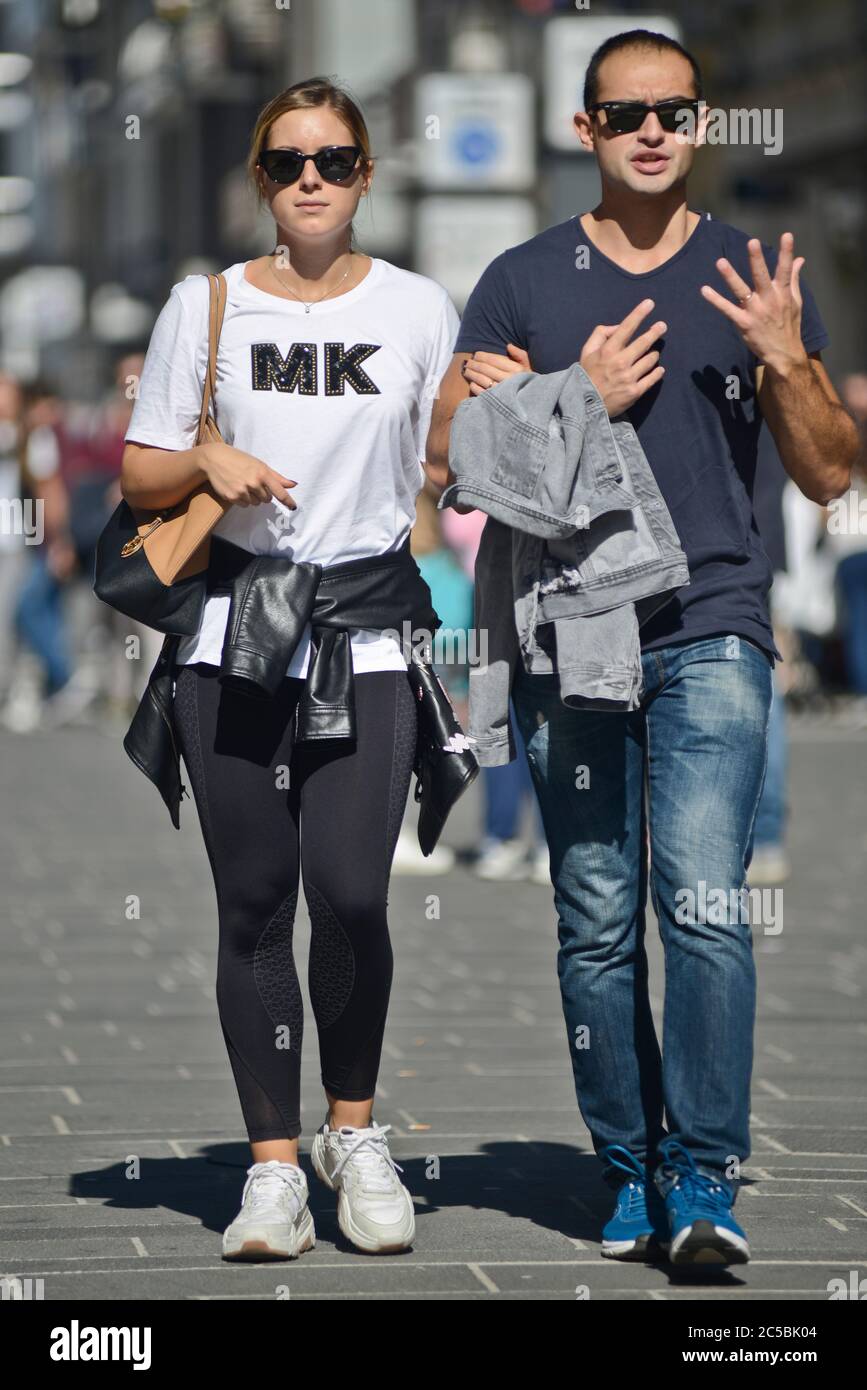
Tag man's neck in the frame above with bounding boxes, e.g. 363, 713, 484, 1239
579, 195, 699, 274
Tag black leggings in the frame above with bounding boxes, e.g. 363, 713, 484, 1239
172, 661, 418, 1141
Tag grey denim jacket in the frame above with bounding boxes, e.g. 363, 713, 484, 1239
437, 362, 690, 765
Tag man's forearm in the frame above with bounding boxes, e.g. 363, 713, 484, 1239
760, 359, 857, 504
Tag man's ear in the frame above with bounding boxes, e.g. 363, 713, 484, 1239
573, 110, 596, 154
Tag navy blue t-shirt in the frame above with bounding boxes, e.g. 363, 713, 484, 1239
452, 211, 829, 660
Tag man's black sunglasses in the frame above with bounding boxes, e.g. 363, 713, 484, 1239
587, 99, 702, 135
258, 145, 363, 185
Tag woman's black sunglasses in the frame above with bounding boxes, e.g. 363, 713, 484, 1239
258, 145, 362, 186
588, 99, 702, 135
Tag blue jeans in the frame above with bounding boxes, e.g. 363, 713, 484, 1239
13, 550, 72, 695
512, 634, 773, 1201
483, 699, 546, 843
837, 551, 867, 694
750, 672, 788, 850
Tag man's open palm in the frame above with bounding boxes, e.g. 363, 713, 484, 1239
701, 231, 806, 374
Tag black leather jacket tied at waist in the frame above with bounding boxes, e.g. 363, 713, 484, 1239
123, 534, 441, 828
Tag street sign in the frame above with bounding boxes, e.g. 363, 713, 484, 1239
415, 73, 536, 189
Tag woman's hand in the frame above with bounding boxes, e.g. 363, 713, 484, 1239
199, 442, 297, 508
461, 343, 533, 395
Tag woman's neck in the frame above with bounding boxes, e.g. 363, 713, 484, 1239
271, 234, 355, 287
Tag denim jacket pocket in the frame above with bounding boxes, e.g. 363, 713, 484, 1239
572, 477, 640, 526
489, 422, 548, 500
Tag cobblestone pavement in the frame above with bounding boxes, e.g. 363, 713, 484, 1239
2, 713, 866, 1300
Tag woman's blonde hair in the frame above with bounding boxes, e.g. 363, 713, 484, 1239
247, 76, 373, 246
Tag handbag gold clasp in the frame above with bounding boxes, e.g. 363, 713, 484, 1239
121, 515, 164, 557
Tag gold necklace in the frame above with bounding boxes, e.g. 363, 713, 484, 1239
267, 251, 355, 312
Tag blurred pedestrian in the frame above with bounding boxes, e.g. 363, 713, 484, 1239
829, 373, 867, 700
0, 373, 27, 717
10, 381, 83, 731
71, 350, 163, 717
438, 507, 548, 883
747, 426, 792, 885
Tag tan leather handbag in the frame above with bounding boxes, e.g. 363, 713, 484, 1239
94, 272, 230, 635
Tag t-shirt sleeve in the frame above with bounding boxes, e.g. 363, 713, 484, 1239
415, 291, 462, 463
452, 252, 525, 355
124, 278, 210, 451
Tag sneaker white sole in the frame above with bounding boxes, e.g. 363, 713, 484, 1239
311, 1139, 415, 1254
474, 863, 529, 882
601, 1232, 669, 1260
222, 1204, 316, 1262
669, 1220, 750, 1265
601, 1237, 646, 1259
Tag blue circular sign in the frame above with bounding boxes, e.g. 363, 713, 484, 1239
452, 122, 500, 168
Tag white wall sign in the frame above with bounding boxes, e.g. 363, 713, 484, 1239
415, 73, 535, 190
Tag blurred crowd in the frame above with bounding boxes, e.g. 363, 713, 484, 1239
1, 356, 865, 885
0, 354, 163, 736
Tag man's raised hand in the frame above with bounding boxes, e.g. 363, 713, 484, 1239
700, 232, 807, 375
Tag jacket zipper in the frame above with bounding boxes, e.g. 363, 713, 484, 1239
151, 677, 187, 801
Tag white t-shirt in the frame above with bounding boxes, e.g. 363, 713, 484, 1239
124, 257, 461, 676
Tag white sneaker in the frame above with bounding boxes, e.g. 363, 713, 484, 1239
528, 843, 550, 886
1, 682, 42, 733
748, 846, 791, 885
474, 836, 529, 881
222, 1159, 316, 1262
390, 826, 455, 876
40, 671, 99, 729
311, 1120, 415, 1253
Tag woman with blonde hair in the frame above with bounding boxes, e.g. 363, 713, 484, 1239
122, 76, 460, 1259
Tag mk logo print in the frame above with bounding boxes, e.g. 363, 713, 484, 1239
251, 342, 381, 396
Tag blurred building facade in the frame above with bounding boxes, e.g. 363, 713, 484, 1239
1, 0, 864, 396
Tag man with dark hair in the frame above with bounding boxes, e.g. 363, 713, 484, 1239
426, 28, 857, 1266
583, 28, 703, 111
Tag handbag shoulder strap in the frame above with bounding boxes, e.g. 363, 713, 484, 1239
196, 272, 228, 442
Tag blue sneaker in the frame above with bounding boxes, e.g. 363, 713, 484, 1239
600, 1145, 669, 1260
656, 1140, 750, 1266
